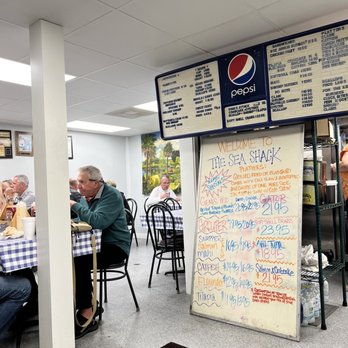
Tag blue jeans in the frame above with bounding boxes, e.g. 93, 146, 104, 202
0, 274, 31, 336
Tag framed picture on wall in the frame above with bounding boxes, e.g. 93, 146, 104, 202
15, 131, 33, 156
0, 130, 13, 159
68, 135, 73, 159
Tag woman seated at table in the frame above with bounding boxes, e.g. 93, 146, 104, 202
0, 182, 38, 339
70, 165, 130, 339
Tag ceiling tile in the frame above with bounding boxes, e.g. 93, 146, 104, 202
211, 30, 285, 56
260, 0, 348, 28
65, 78, 123, 99
0, 110, 31, 125
244, 0, 280, 10
100, 0, 132, 8
184, 13, 277, 52
101, 89, 154, 107
66, 94, 89, 107
0, 20, 29, 60
120, 0, 253, 37
0, 82, 31, 100
65, 10, 175, 60
282, 8, 348, 37
0, 99, 31, 113
0, 0, 112, 34
0, 98, 16, 107
85, 62, 157, 88
69, 98, 123, 114
66, 108, 98, 122
131, 81, 157, 99
128, 40, 213, 72
64, 42, 120, 77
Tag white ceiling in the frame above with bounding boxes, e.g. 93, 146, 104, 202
0, 0, 348, 136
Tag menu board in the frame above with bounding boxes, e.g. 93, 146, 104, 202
156, 20, 348, 140
268, 23, 348, 121
191, 125, 304, 340
156, 61, 223, 138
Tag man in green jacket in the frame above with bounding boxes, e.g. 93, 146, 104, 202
70, 165, 130, 339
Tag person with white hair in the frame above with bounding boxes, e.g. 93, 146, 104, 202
70, 165, 130, 339
12, 175, 35, 210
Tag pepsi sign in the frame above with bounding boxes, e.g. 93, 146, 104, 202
219, 46, 267, 106
228, 53, 256, 85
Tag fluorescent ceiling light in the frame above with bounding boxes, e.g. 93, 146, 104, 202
0, 57, 75, 86
67, 120, 129, 133
134, 100, 158, 112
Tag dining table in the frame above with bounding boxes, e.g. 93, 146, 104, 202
140, 208, 184, 231
0, 224, 102, 273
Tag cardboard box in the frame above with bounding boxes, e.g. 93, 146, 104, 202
305, 119, 331, 138
303, 183, 326, 205
303, 160, 327, 183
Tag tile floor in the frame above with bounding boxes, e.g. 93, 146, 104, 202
1, 238, 348, 348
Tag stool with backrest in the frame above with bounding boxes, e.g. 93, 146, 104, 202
97, 209, 140, 320
146, 203, 185, 293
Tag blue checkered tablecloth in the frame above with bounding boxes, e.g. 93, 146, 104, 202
140, 210, 183, 230
0, 229, 102, 273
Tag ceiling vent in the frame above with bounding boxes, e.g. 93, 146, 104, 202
106, 107, 156, 119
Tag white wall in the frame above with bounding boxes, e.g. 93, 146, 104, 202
1, 125, 199, 296
0, 124, 127, 192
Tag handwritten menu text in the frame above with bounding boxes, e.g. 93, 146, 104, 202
191, 125, 303, 340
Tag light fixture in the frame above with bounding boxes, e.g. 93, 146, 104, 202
0, 57, 75, 86
67, 120, 129, 133
134, 100, 158, 112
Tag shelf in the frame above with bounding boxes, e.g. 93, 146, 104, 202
303, 202, 344, 211
301, 260, 346, 282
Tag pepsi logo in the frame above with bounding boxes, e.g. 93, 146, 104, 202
228, 53, 256, 86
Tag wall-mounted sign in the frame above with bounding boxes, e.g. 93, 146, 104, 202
155, 20, 348, 140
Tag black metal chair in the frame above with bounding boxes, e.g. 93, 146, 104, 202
126, 198, 138, 246
146, 203, 185, 293
164, 197, 181, 210
144, 197, 151, 246
97, 209, 140, 320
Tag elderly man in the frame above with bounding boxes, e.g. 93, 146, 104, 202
70, 165, 130, 339
147, 174, 178, 207
12, 175, 35, 210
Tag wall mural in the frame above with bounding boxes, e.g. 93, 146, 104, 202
141, 132, 181, 196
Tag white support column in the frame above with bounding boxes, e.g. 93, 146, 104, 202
179, 138, 199, 294
29, 20, 74, 347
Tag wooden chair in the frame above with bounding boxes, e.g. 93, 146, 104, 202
146, 203, 185, 293
97, 209, 140, 320
126, 198, 138, 246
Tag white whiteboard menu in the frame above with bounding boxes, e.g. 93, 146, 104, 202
268, 24, 348, 121
191, 125, 304, 340
157, 61, 222, 138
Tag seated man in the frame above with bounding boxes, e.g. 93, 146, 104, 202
147, 174, 178, 207
12, 175, 35, 210
70, 165, 130, 339
0, 274, 32, 338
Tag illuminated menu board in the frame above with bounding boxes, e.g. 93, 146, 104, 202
191, 124, 304, 341
155, 20, 348, 140
267, 23, 348, 121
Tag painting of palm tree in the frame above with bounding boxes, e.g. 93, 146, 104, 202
141, 132, 181, 196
